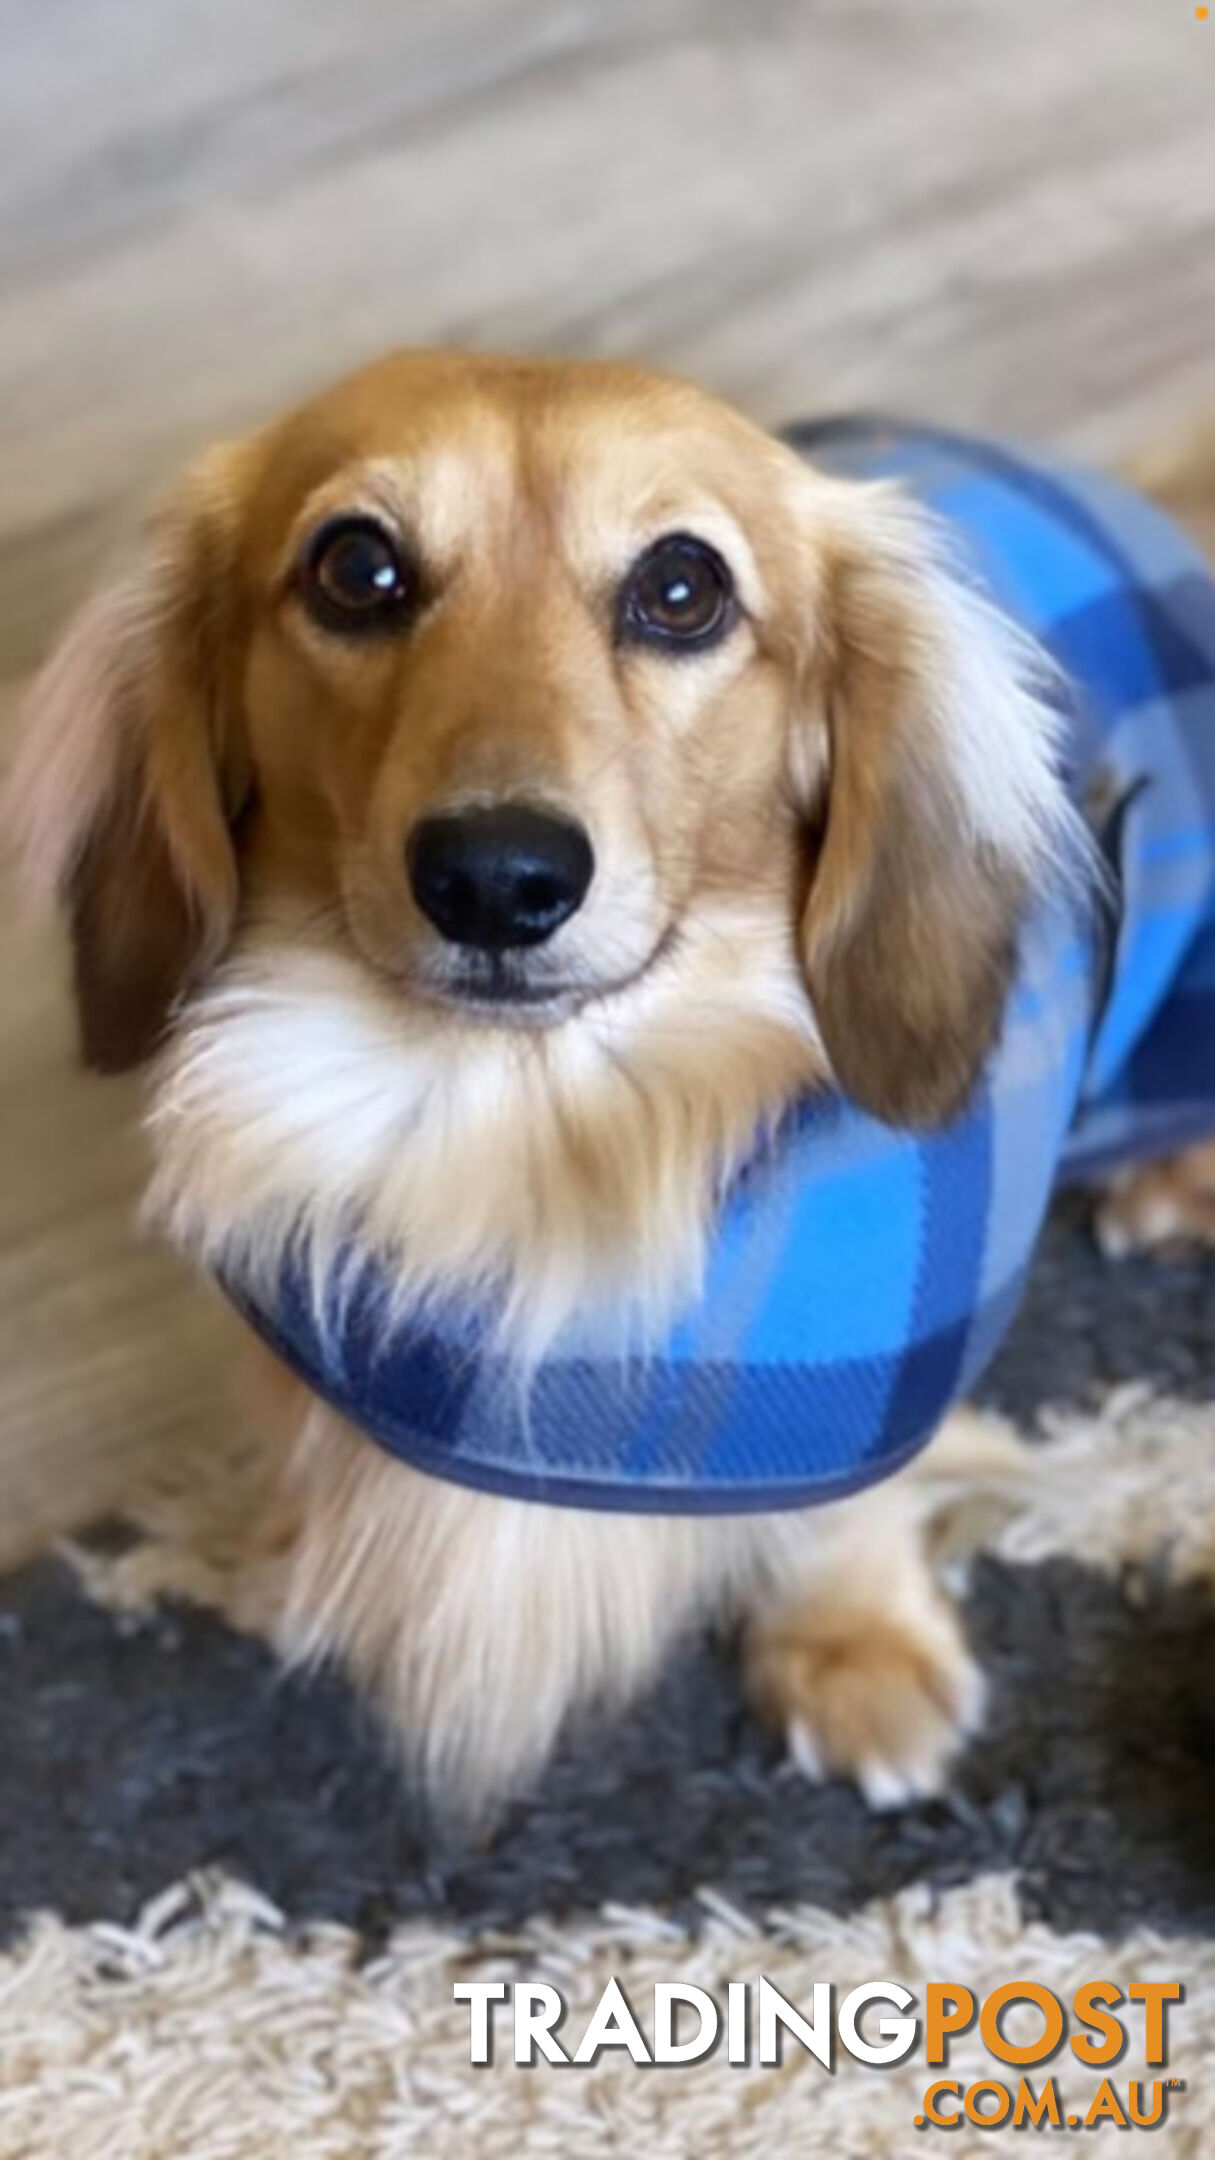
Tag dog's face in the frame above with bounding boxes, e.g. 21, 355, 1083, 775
11, 350, 1072, 1162
234, 356, 817, 1033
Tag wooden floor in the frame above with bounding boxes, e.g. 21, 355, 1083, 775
2, 0, 1214, 1558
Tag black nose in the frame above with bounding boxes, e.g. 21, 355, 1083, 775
407, 803, 595, 951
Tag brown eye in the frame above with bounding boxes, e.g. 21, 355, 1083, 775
620, 534, 735, 650
299, 516, 415, 633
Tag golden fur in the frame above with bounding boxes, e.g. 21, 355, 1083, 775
8, 350, 1086, 1813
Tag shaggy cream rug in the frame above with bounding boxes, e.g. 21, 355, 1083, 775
0, 1865, 1206, 2158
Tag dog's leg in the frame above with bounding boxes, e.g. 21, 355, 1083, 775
744, 1511, 982, 1809
1094, 1140, 1215, 1256
269, 1398, 741, 1820
741, 1412, 1021, 1808
279, 1411, 995, 1817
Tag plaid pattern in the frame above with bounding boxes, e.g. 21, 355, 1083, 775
225, 420, 1215, 1513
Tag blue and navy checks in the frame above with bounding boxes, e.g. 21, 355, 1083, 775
224, 420, 1215, 1513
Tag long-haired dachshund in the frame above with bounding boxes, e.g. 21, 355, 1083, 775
9, 352, 1215, 1817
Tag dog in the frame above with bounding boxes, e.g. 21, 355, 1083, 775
8, 351, 1215, 1817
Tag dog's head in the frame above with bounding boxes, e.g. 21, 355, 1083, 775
10, 351, 1072, 1130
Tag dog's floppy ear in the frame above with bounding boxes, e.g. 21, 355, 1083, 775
791, 480, 1076, 1127
6, 444, 253, 1072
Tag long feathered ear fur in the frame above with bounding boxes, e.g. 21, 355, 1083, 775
5, 444, 253, 1072
792, 477, 1083, 1127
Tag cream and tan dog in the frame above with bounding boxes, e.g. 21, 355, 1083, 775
9, 352, 1209, 1816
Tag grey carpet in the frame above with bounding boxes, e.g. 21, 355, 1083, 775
1, 1197, 1212, 1952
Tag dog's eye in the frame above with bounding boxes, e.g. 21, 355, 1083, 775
619, 534, 735, 651
298, 516, 415, 633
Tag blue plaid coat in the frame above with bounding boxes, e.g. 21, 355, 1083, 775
225, 421, 1215, 1514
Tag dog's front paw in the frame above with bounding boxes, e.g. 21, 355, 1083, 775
744, 1601, 984, 1811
